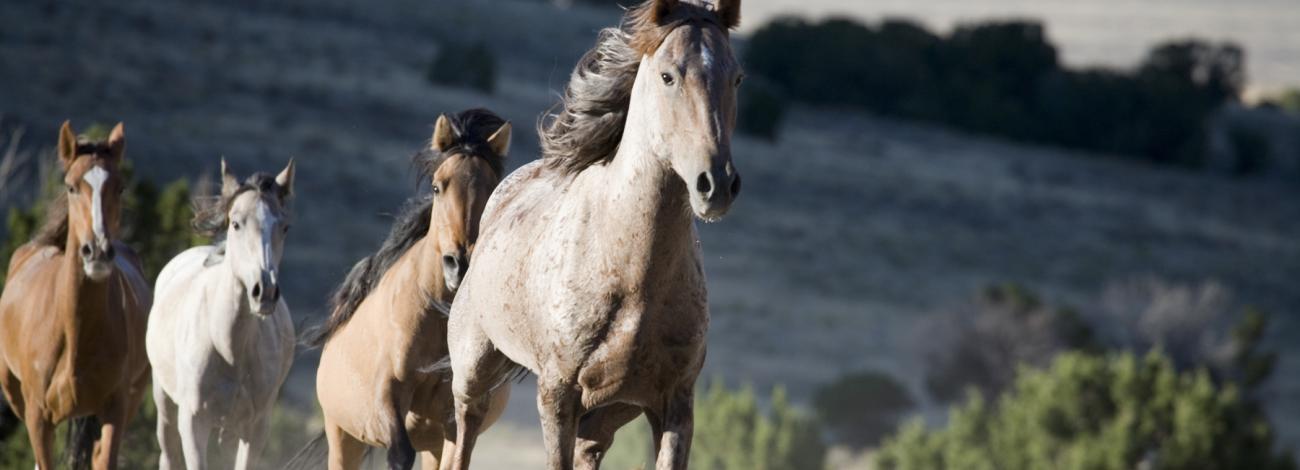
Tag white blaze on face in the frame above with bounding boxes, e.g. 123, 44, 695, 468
258, 200, 279, 278
83, 166, 109, 242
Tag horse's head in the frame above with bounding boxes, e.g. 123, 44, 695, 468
58, 121, 126, 281
427, 110, 510, 292
632, 0, 743, 221
219, 159, 294, 315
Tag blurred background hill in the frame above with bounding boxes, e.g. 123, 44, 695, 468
1, 0, 1298, 468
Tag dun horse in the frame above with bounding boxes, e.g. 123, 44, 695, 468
146, 159, 296, 470
306, 109, 511, 470
445, 0, 743, 469
0, 122, 152, 470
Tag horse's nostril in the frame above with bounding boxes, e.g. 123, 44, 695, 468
251, 282, 262, 300
80, 244, 92, 257
442, 254, 459, 271
696, 172, 712, 195
730, 173, 742, 197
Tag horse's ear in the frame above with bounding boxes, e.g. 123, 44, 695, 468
716, 0, 740, 29
431, 114, 456, 152
487, 122, 512, 157
220, 158, 239, 199
106, 122, 126, 162
650, 0, 678, 23
58, 120, 76, 169
275, 158, 295, 199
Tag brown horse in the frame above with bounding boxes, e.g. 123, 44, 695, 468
0, 121, 152, 470
305, 109, 512, 470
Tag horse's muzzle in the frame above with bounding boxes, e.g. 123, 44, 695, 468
79, 241, 115, 281
442, 252, 468, 292
690, 160, 741, 222
250, 274, 281, 315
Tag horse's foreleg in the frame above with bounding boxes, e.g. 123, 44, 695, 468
649, 387, 694, 470
93, 418, 122, 470
385, 401, 416, 470
233, 414, 269, 470
537, 381, 581, 470
448, 396, 486, 470
324, 418, 367, 470
22, 410, 53, 470
97, 375, 148, 470
419, 449, 440, 470
434, 438, 456, 470
154, 384, 184, 470
575, 403, 644, 470
446, 323, 508, 470
178, 410, 212, 470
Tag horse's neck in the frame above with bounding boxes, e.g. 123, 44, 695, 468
204, 258, 259, 360
57, 236, 117, 352
577, 135, 697, 273
404, 235, 451, 309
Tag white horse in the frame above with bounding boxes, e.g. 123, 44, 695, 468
146, 159, 296, 470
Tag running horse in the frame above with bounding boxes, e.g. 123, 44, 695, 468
0, 121, 152, 470
147, 158, 296, 470
445, 0, 743, 469
306, 109, 512, 470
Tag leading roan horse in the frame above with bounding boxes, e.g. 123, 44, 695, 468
445, 1, 743, 469
0, 122, 152, 470
146, 158, 297, 470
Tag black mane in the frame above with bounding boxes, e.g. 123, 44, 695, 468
301, 108, 507, 348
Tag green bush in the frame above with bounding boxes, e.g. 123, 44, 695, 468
604, 380, 827, 470
1269, 88, 1300, 114
427, 41, 497, 94
813, 370, 913, 448
877, 351, 1296, 470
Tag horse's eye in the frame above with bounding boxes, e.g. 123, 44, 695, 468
431, 185, 441, 195
282, 224, 291, 234
232, 221, 242, 231
735, 73, 745, 87
661, 73, 674, 86
66, 185, 77, 194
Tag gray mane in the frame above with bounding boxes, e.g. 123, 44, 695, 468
540, 1, 728, 175
192, 172, 290, 266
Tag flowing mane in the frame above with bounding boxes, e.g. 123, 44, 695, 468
540, 0, 734, 175
302, 109, 506, 348
192, 172, 291, 239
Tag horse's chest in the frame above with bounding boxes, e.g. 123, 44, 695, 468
194, 360, 272, 420
573, 296, 708, 405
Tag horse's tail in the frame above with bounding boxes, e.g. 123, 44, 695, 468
65, 415, 100, 470
282, 431, 328, 470
282, 431, 378, 469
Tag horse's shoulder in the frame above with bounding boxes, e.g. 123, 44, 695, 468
4, 242, 60, 282
482, 159, 565, 229
152, 246, 217, 298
